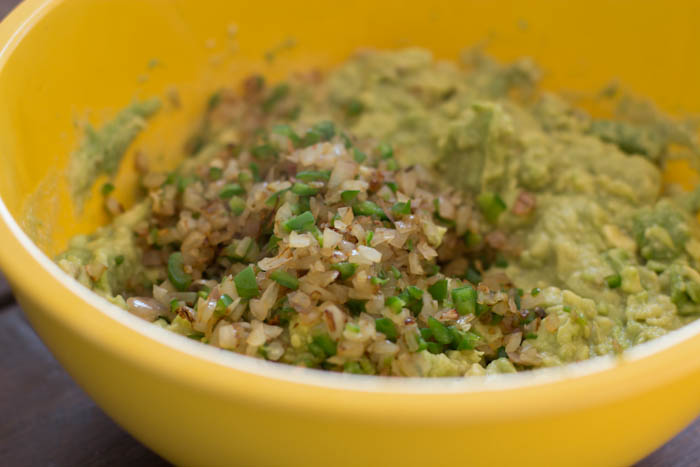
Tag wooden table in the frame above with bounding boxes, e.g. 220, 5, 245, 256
0, 1, 698, 465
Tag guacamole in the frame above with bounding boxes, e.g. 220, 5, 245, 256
68, 98, 161, 207
56, 48, 700, 375
296, 49, 700, 366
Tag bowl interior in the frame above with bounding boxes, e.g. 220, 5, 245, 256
2, 0, 700, 257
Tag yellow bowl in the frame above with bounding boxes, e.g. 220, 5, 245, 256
2, 1, 700, 465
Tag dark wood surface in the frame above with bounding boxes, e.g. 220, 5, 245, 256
0, 0, 698, 465
0, 300, 169, 467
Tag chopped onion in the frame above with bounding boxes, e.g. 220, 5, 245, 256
263, 322, 283, 339
213, 323, 239, 350
357, 245, 381, 263
246, 320, 266, 346
322, 302, 346, 338
288, 290, 312, 313
322, 228, 342, 249
337, 340, 365, 359
408, 251, 424, 275
265, 341, 285, 361
85, 262, 106, 281
417, 241, 438, 260
251, 282, 279, 321
543, 313, 560, 332
328, 159, 357, 189
289, 231, 312, 248
396, 169, 417, 196
258, 253, 291, 271
370, 339, 399, 357
504, 331, 523, 353
126, 297, 167, 321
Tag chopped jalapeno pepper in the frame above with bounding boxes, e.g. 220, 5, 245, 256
606, 274, 622, 289
341, 190, 360, 203
427, 317, 451, 345
333, 262, 358, 280
228, 196, 246, 215
391, 200, 411, 216
477, 192, 507, 223
375, 317, 398, 341
167, 252, 192, 291
385, 296, 406, 314
234, 266, 259, 299
291, 182, 319, 196
296, 170, 331, 182
452, 285, 477, 316
219, 183, 245, 199
352, 201, 388, 219
428, 279, 448, 302
283, 211, 315, 232
270, 270, 299, 290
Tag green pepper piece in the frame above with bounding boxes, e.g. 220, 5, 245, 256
332, 262, 358, 280
426, 341, 444, 354
345, 98, 364, 117
345, 298, 367, 316
219, 183, 245, 199
272, 124, 301, 146
465, 267, 482, 285
251, 144, 278, 159
313, 121, 335, 141
377, 142, 393, 159
352, 201, 388, 220
262, 83, 289, 112
341, 190, 360, 203
215, 294, 234, 316
353, 148, 367, 163
265, 187, 291, 206
167, 252, 192, 291
234, 266, 260, 299
311, 333, 337, 357
605, 274, 622, 289
209, 167, 223, 180
391, 200, 411, 216
101, 182, 115, 196
291, 182, 319, 196
283, 211, 315, 232
385, 296, 406, 314
427, 279, 448, 302
375, 317, 398, 341
452, 285, 477, 316
477, 192, 507, 223
464, 230, 483, 248
270, 270, 299, 290
406, 286, 424, 301
427, 316, 451, 344
228, 196, 246, 215
296, 170, 331, 182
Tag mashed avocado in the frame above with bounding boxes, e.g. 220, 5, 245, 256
68, 98, 160, 206
293, 48, 700, 365
56, 200, 152, 305
57, 48, 700, 375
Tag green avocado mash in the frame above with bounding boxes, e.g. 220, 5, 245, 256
56, 48, 700, 375
296, 48, 700, 365
68, 98, 160, 206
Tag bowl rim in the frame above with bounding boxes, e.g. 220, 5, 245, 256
2, 0, 700, 422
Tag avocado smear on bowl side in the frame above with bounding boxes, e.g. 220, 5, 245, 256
57, 48, 700, 376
